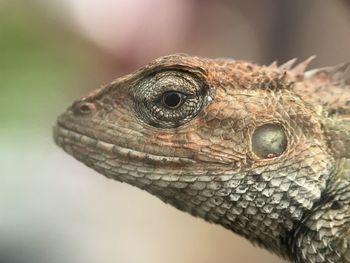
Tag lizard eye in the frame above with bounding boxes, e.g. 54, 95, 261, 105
251, 123, 287, 159
161, 91, 186, 109
132, 70, 208, 128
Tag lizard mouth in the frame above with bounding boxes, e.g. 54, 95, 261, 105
53, 123, 197, 167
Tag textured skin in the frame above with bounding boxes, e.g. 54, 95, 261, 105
54, 54, 350, 263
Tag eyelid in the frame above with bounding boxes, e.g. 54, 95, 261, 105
156, 80, 195, 94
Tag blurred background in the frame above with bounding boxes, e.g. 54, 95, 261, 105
1, 0, 350, 262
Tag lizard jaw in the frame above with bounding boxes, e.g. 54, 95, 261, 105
53, 124, 197, 168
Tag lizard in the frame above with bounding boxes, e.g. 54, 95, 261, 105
54, 54, 350, 263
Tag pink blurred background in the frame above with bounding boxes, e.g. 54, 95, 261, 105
1, 0, 350, 262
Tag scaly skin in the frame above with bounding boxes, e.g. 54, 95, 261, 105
54, 54, 350, 263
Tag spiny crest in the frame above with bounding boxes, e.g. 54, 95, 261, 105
261, 57, 318, 91
269, 56, 350, 84
279, 58, 298, 71
267, 57, 350, 122
304, 62, 350, 84
268, 56, 316, 76
248, 70, 293, 91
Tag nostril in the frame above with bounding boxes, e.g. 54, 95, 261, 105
79, 103, 92, 113
73, 102, 96, 115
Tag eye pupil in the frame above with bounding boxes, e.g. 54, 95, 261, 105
162, 91, 183, 109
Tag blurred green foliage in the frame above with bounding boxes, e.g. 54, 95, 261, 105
0, 2, 94, 132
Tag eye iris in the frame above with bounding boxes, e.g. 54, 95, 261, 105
162, 92, 183, 109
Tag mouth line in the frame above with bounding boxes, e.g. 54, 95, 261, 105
54, 123, 197, 166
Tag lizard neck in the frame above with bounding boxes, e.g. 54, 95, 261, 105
142, 159, 334, 259
291, 158, 350, 263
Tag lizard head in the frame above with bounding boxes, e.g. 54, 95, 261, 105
54, 54, 349, 258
